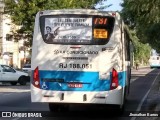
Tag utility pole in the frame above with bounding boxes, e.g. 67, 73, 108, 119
133, 52, 134, 67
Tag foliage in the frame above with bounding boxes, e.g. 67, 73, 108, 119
4, 0, 108, 47
125, 25, 151, 65
121, 0, 160, 52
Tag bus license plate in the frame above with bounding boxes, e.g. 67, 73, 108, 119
68, 83, 82, 88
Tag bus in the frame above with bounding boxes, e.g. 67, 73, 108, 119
149, 55, 160, 68
31, 9, 131, 112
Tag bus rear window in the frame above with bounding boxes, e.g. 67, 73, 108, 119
40, 14, 115, 45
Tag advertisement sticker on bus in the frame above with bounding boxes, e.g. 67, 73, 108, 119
44, 17, 92, 43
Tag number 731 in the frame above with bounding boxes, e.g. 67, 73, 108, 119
94, 18, 107, 25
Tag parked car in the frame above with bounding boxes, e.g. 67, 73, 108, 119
22, 64, 31, 76
0, 64, 29, 85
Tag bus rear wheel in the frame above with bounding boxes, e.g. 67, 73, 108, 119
117, 103, 125, 115
49, 103, 69, 112
117, 87, 127, 115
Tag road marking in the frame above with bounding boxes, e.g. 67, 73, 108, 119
0, 89, 30, 93
130, 71, 160, 120
130, 77, 139, 83
2, 93, 12, 96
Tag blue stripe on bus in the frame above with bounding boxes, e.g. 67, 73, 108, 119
34, 71, 126, 91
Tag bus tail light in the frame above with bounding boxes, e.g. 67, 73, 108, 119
33, 66, 40, 88
110, 68, 119, 90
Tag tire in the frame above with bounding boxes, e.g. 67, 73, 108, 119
118, 103, 125, 115
127, 68, 131, 95
49, 103, 69, 112
18, 76, 27, 85
49, 103, 60, 112
10, 82, 17, 86
117, 87, 127, 115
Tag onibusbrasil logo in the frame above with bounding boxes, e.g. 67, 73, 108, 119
1, 112, 42, 118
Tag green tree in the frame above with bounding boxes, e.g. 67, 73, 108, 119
4, 0, 108, 47
125, 25, 151, 65
121, 0, 160, 52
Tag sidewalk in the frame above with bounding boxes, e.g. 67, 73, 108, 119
131, 65, 149, 70
131, 66, 152, 76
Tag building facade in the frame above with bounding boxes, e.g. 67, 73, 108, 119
0, 1, 30, 68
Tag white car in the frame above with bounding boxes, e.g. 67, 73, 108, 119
22, 64, 31, 76
0, 64, 29, 85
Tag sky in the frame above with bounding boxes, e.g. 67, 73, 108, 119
96, 0, 123, 11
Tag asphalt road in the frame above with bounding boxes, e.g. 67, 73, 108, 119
0, 67, 159, 120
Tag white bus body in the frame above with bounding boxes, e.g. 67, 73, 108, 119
31, 9, 131, 111
149, 56, 160, 68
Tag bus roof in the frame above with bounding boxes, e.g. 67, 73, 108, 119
38, 9, 120, 17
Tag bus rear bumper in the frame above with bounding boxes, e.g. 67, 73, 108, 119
31, 85, 123, 105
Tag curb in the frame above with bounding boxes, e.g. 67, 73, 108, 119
131, 66, 149, 70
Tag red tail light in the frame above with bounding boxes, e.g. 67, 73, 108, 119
110, 68, 119, 90
33, 66, 40, 88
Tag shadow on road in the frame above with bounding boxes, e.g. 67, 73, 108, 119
125, 68, 160, 113
43, 105, 122, 119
